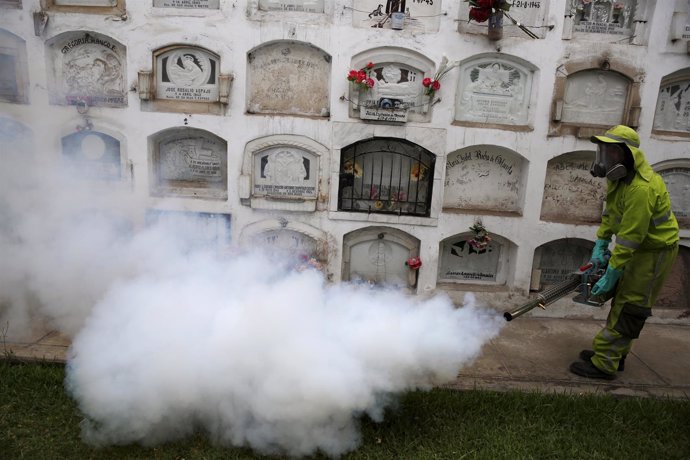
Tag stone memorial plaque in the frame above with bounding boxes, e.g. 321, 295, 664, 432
156, 48, 219, 102
156, 133, 226, 191
439, 237, 500, 282
562, 70, 628, 126
352, 0, 442, 32
443, 146, 523, 213
0, 29, 28, 104
145, 210, 231, 249
154, 0, 219, 7
459, 1, 548, 38
349, 238, 409, 287
0, 53, 18, 101
0, 117, 33, 155
456, 60, 533, 126
247, 42, 330, 116
253, 147, 317, 200
54, 0, 116, 5
536, 241, 590, 285
47, 32, 126, 107
541, 152, 605, 224
259, 0, 323, 12
358, 63, 423, 117
653, 79, 690, 134
568, 0, 636, 36
659, 167, 690, 228
61, 131, 122, 181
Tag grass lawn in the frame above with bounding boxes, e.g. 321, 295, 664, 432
2, 361, 689, 460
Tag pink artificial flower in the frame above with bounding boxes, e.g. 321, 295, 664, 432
366, 78, 375, 88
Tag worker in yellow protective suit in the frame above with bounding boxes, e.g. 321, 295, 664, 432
569, 125, 679, 380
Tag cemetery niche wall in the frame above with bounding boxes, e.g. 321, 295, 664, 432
145, 209, 231, 251
348, 48, 435, 123
531, 238, 592, 290
438, 230, 511, 286
443, 145, 526, 215
45, 31, 126, 108
351, 0, 442, 33
40, 0, 125, 15
454, 55, 536, 129
139, 45, 231, 115
652, 68, 690, 138
550, 58, 642, 138
342, 226, 420, 290
0, 28, 29, 104
148, 127, 228, 200
540, 151, 604, 224
247, 41, 330, 117
61, 128, 125, 182
458, 1, 550, 39
239, 135, 325, 212
338, 137, 435, 218
655, 159, 690, 229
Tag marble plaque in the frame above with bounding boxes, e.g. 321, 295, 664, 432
536, 241, 590, 285
443, 146, 523, 213
568, 0, 636, 36
659, 167, 690, 228
439, 237, 500, 282
259, 0, 323, 12
48, 32, 126, 107
247, 42, 330, 116
456, 61, 532, 126
653, 79, 690, 134
158, 135, 225, 183
562, 70, 628, 126
541, 152, 605, 224
458, 1, 548, 38
54, 0, 115, 4
358, 63, 423, 117
61, 131, 121, 180
156, 48, 219, 102
252, 229, 318, 259
154, 0, 220, 7
253, 147, 317, 199
349, 238, 409, 287
145, 210, 231, 249
353, 0, 442, 32
0, 117, 33, 156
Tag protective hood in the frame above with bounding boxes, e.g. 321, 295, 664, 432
590, 125, 653, 183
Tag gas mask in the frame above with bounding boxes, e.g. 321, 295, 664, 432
590, 143, 628, 181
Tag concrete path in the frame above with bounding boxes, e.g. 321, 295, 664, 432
4, 317, 689, 400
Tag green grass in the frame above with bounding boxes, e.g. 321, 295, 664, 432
2, 361, 689, 460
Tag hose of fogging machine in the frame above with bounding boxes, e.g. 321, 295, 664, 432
504, 275, 581, 321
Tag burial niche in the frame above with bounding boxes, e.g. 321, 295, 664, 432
566, 0, 637, 37
338, 137, 435, 218
562, 70, 629, 126
46, 31, 126, 107
531, 239, 592, 290
652, 69, 690, 137
342, 226, 420, 290
656, 160, 690, 229
438, 229, 508, 285
540, 151, 605, 224
352, 0, 442, 33
145, 209, 231, 251
443, 145, 526, 215
149, 127, 227, 200
247, 41, 330, 117
0, 29, 29, 104
61, 130, 123, 181
458, 1, 550, 39
153, 0, 220, 8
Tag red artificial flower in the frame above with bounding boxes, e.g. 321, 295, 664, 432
475, 0, 494, 8
431, 80, 441, 91
469, 6, 491, 23
422, 77, 432, 87
366, 62, 374, 69
347, 70, 359, 81
366, 78, 375, 88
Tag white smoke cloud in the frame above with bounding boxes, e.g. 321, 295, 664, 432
0, 142, 504, 457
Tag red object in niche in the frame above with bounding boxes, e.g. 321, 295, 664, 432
405, 257, 422, 270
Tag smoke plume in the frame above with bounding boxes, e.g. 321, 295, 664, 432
0, 145, 504, 457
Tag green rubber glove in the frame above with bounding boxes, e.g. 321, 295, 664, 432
591, 265, 623, 296
590, 238, 610, 267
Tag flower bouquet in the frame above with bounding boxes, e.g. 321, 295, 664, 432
468, 220, 493, 251
422, 55, 458, 97
466, 0, 511, 23
347, 62, 375, 91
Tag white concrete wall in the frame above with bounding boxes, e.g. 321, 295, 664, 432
1, 0, 688, 309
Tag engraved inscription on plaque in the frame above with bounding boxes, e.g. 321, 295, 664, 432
61, 131, 122, 181
443, 145, 524, 213
155, 47, 219, 102
352, 0, 442, 32
456, 60, 533, 126
247, 42, 330, 116
47, 32, 126, 107
535, 240, 590, 285
541, 151, 605, 224
154, 0, 220, 8
659, 167, 690, 228
567, 0, 636, 36
357, 63, 423, 117
259, 0, 323, 12
653, 78, 690, 134
253, 229, 318, 260
253, 147, 317, 200
562, 70, 628, 126
349, 238, 409, 287
439, 236, 501, 283
54, 0, 116, 5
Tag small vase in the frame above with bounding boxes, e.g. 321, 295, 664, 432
488, 10, 503, 41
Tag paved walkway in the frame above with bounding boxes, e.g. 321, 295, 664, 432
4, 316, 690, 400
